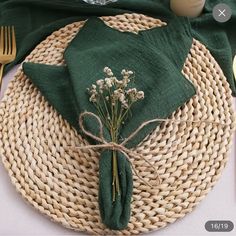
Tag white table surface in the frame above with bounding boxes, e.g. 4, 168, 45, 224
0, 67, 235, 236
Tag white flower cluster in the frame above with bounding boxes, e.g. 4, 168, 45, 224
87, 67, 145, 202
87, 67, 144, 109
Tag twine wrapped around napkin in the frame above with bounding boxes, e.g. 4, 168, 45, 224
69, 111, 229, 186
71, 111, 162, 187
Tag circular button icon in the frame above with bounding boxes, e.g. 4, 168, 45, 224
213, 3, 232, 23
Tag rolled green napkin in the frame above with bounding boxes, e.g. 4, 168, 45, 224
23, 17, 195, 229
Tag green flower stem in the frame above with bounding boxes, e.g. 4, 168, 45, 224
111, 130, 120, 202
113, 153, 120, 201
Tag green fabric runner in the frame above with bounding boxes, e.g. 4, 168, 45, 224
1, 0, 236, 230
23, 16, 195, 229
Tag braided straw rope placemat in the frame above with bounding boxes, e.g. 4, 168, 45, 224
0, 13, 236, 235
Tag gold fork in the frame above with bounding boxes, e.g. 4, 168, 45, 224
0, 26, 17, 91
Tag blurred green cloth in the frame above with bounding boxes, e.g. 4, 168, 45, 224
23, 16, 195, 229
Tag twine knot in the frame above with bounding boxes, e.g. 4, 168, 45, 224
69, 111, 227, 188
72, 111, 162, 187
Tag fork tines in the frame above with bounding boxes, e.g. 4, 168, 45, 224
0, 26, 16, 56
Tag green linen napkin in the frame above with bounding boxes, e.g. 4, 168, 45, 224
1, 0, 236, 96
23, 17, 195, 229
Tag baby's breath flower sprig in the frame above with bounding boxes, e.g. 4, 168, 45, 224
87, 67, 144, 202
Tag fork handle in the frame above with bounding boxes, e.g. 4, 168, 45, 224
0, 64, 5, 91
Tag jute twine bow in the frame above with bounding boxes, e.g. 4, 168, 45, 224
69, 111, 229, 188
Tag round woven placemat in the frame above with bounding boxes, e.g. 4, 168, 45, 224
0, 13, 235, 235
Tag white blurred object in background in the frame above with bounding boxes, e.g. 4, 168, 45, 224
83, 0, 117, 5
170, 0, 206, 17
233, 55, 236, 81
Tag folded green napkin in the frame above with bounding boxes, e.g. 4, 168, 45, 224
1, 0, 236, 96
23, 17, 195, 229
